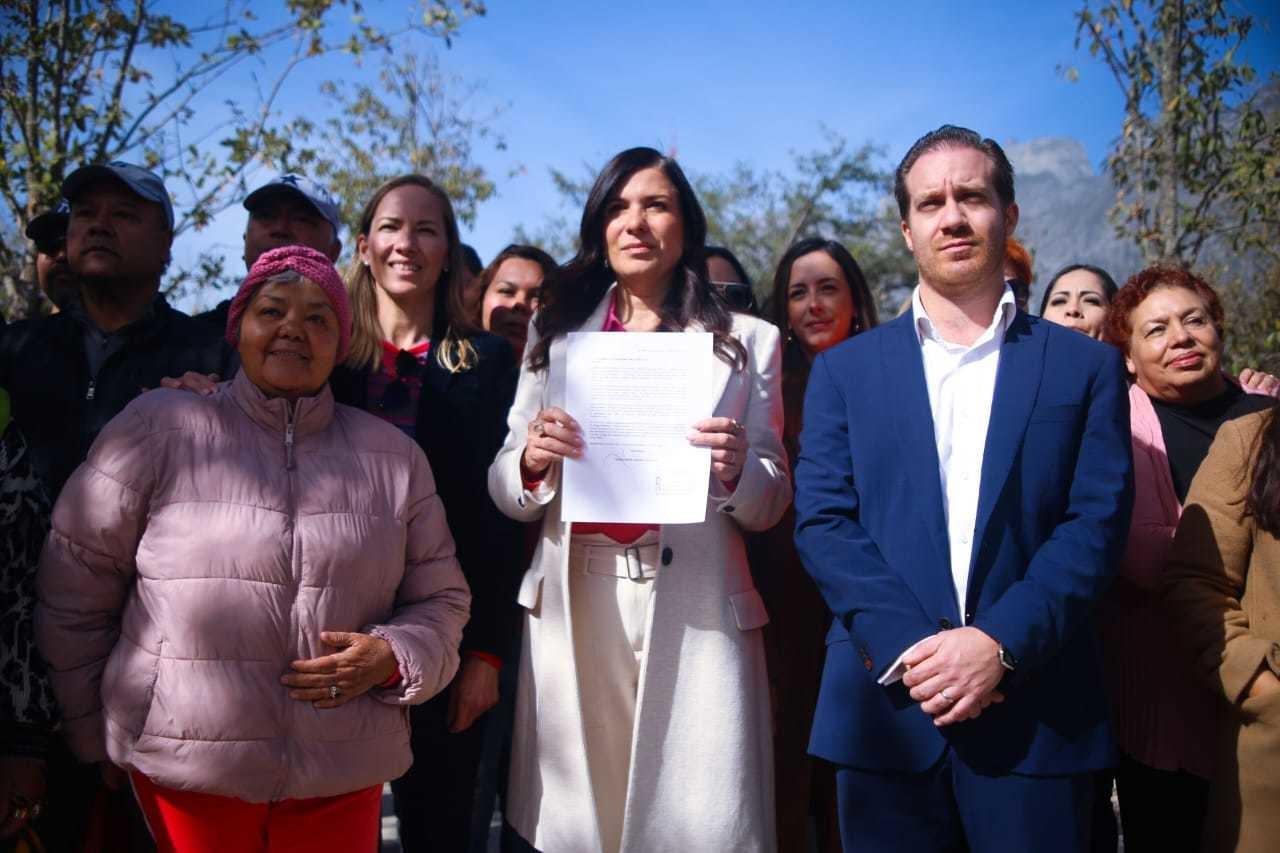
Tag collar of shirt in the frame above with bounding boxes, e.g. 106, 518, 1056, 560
912, 283, 1017, 353
602, 290, 627, 332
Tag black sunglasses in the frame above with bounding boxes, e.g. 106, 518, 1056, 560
378, 350, 426, 412
713, 281, 758, 314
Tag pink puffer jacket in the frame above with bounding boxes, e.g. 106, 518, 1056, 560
35, 369, 470, 802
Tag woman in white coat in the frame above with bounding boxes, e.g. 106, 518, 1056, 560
488, 147, 791, 853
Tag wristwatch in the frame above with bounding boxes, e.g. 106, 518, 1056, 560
997, 644, 1017, 672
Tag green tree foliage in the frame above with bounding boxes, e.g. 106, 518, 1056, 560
1220, 263, 1280, 375
300, 51, 506, 230
697, 132, 916, 314
514, 132, 916, 316
1071, 0, 1279, 266
0, 0, 484, 317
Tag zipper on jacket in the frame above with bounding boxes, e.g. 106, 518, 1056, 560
284, 401, 296, 470
273, 398, 301, 800
85, 379, 96, 401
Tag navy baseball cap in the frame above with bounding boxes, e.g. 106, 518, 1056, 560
61, 161, 175, 231
25, 200, 70, 252
243, 174, 342, 233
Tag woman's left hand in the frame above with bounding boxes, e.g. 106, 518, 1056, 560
282, 631, 398, 708
689, 417, 749, 484
1239, 368, 1280, 399
447, 656, 500, 733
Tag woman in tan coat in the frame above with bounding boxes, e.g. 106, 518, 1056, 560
1166, 404, 1280, 853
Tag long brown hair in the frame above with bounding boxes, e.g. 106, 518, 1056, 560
344, 174, 481, 373
527, 147, 746, 373
770, 237, 880, 338
1247, 405, 1280, 538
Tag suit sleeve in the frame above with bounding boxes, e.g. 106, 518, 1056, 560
1165, 416, 1278, 704
971, 346, 1134, 677
453, 344, 523, 660
794, 352, 938, 672
709, 322, 792, 532
488, 323, 559, 520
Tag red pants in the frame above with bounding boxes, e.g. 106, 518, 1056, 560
131, 771, 381, 853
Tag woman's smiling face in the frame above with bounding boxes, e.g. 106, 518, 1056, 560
237, 278, 340, 399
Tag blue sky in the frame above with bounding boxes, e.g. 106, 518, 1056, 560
171, 0, 1280, 310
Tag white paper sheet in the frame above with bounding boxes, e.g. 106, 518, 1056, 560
561, 331, 713, 524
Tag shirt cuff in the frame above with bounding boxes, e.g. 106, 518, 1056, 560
378, 666, 403, 689
877, 637, 930, 686
466, 650, 503, 672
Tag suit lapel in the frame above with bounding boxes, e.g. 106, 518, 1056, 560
881, 315, 952, 598
704, 325, 733, 419
967, 313, 1045, 593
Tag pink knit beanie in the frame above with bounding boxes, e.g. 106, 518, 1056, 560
225, 245, 352, 360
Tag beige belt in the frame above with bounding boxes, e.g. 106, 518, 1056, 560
570, 535, 660, 581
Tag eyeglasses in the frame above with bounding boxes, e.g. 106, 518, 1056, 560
713, 281, 759, 314
378, 349, 426, 413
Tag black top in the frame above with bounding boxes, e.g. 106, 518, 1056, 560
329, 333, 523, 660
1152, 384, 1275, 502
0, 297, 236, 499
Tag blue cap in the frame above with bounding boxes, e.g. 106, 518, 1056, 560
243, 174, 342, 234
25, 199, 70, 249
62, 161, 175, 231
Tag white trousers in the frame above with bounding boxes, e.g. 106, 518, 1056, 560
568, 531, 660, 853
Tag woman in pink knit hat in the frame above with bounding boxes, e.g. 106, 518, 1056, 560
36, 244, 471, 852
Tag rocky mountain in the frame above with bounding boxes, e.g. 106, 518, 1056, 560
1002, 137, 1144, 310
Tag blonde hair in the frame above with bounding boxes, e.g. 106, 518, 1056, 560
344, 174, 480, 374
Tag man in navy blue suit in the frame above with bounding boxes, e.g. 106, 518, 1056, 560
794, 125, 1134, 852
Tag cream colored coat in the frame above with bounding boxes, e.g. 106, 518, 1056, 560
488, 286, 790, 852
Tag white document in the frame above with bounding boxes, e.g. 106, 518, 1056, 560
562, 331, 713, 524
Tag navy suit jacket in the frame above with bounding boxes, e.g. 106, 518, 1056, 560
794, 309, 1133, 776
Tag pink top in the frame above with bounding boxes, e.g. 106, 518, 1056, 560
1096, 384, 1218, 778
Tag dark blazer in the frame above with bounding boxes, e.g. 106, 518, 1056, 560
330, 333, 521, 660
0, 297, 234, 499
794, 310, 1134, 776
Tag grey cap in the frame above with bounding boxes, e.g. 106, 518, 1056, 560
25, 199, 70, 250
62, 161, 175, 231
243, 174, 342, 234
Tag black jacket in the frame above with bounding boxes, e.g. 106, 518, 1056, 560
0, 297, 235, 499
329, 333, 523, 660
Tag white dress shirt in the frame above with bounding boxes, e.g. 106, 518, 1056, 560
878, 283, 1016, 685
914, 283, 1016, 619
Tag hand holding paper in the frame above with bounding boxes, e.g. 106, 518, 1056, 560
688, 416, 749, 483
522, 407, 584, 479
